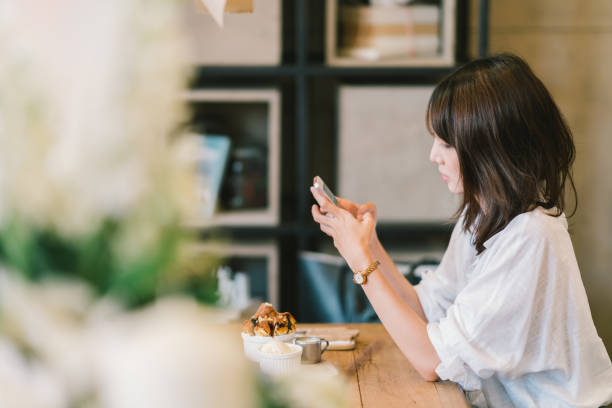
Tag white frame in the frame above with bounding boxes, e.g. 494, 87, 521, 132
326, 0, 456, 67
192, 241, 279, 307
183, 89, 281, 226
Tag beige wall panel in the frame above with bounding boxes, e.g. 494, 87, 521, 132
180, 0, 281, 65
485, 31, 612, 352
488, 0, 612, 29
467, 0, 612, 57
487, 32, 612, 117
338, 86, 460, 223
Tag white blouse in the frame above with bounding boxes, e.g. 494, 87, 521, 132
415, 207, 612, 407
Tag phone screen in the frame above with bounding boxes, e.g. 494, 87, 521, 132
313, 176, 338, 206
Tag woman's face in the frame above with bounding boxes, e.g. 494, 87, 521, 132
429, 134, 463, 194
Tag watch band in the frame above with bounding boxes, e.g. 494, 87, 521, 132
353, 260, 380, 285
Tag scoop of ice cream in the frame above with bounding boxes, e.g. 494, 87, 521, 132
259, 341, 293, 355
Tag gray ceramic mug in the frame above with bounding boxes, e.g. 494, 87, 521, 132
295, 336, 329, 364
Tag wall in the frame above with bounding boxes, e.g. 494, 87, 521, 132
470, 0, 612, 353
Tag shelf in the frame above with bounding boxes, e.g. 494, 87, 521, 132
303, 221, 453, 238
181, 0, 282, 66
191, 241, 280, 307
195, 65, 459, 78
194, 66, 297, 78
188, 221, 453, 247
305, 65, 458, 78
180, 0, 488, 315
326, 0, 457, 67
183, 89, 281, 227
191, 224, 299, 237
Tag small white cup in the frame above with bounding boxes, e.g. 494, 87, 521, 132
257, 343, 303, 376
241, 332, 296, 362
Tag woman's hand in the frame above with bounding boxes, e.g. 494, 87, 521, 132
310, 186, 376, 272
310, 177, 377, 223
336, 197, 379, 249
337, 197, 378, 223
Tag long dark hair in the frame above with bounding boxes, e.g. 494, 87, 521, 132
426, 53, 577, 254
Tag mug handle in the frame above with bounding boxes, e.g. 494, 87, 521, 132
320, 339, 330, 354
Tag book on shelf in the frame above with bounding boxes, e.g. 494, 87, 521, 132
339, 4, 440, 61
192, 133, 232, 218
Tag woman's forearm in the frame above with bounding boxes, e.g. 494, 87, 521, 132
310, 190, 439, 379
358, 256, 440, 381
369, 235, 428, 321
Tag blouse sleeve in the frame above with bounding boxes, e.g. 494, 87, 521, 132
414, 222, 463, 323
427, 223, 557, 391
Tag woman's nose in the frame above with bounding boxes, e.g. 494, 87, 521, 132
429, 143, 441, 164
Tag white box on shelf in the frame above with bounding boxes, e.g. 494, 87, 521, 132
337, 85, 459, 222
181, 0, 281, 66
183, 89, 280, 227
192, 241, 280, 308
326, 0, 456, 67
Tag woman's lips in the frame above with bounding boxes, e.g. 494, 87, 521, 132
441, 174, 449, 182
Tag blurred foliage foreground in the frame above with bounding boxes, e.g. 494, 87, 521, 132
0, 0, 348, 407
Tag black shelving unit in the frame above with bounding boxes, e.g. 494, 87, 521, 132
191, 0, 490, 318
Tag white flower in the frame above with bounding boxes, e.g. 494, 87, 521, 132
272, 367, 350, 408
0, 1, 352, 407
0, 0, 195, 241
0, 338, 67, 408
0, 271, 258, 408
0, 270, 95, 401
89, 297, 256, 408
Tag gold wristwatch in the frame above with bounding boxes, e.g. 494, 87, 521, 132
353, 260, 380, 285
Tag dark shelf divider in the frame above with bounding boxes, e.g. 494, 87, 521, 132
293, 0, 310, 314
196, 65, 457, 78
478, 0, 490, 57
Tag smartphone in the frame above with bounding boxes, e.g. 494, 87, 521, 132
313, 176, 338, 206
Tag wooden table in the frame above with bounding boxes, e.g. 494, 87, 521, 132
300, 323, 469, 408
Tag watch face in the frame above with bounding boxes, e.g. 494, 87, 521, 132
354, 273, 364, 284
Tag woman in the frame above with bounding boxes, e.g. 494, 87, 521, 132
311, 54, 612, 407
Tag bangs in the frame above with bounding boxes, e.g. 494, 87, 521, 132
426, 79, 455, 147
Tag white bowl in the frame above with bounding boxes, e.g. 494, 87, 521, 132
241, 332, 296, 362
257, 343, 303, 376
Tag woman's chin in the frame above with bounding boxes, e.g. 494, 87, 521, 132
446, 183, 463, 195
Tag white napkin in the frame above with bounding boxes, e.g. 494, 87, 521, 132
296, 327, 360, 350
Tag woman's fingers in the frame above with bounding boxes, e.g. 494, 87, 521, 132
358, 202, 376, 213
310, 186, 338, 216
312, 205, 336, 238
336, 197, 359, 216
320, 224, 334, 237
311, 204, 335, 227
358, 202, 377, 219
